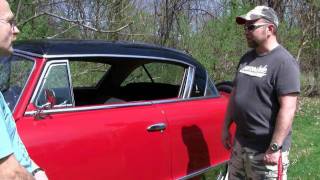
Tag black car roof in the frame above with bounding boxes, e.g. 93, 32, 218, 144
13, 39, 202, 68
13, 40, 207, 79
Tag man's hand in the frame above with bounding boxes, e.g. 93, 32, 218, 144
222, 129, 232, 150
0, 154, 35, 180
263, 149, 281, 165
34, 170, 49, 180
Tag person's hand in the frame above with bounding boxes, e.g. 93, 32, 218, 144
263, 149, 281, 165
221, 129, 232, 150
34, 170, 48, 180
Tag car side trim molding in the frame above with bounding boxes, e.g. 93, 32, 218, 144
25, 95, 223, 117
24, 101, 153, 117
176, 160, 228, 180
151, 95, 220, 104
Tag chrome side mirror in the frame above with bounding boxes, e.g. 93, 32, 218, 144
34, 89, 56, 120
45, 88, 56, 108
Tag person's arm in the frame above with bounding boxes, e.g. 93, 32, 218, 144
0, 95, 34, 179
263, 93, 298, 165
0, 154, 35, 180
271, 94, 298, 146
221, 89, 235, 150
0, 93, 48, 179
10, 130, 48, 180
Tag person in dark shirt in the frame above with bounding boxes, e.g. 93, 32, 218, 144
222, 5, 300, 179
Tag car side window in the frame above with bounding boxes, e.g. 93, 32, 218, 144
69, 61, 110, 88
119, 62, 185, 101
52, 60, 187, 107
36, 63, 73, 107
121, 62, 185, 86
204, 77, 219, 97
190, 72, 206, 97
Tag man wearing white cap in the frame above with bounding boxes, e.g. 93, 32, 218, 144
222, 6, 300, 179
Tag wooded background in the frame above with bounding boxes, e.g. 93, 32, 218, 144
9, 0, 320, 96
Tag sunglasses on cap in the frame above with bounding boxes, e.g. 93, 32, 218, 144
244, 23, 269, 31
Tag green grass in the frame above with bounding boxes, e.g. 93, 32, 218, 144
289, 97, 320, 179
203, 97, 320, 180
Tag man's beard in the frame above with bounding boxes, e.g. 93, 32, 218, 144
247, 39, 259, 48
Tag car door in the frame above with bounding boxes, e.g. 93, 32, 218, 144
154, 69, 230, 179
18, 60, 171, 180
116, 61, 230, 179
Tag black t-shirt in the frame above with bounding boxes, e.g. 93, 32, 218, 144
233, 45, 300, 152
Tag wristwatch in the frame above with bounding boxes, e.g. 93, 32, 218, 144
269, 143, 282, 152
31, 167, 43, 176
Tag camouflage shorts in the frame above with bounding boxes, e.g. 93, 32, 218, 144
228, 140, 289, 180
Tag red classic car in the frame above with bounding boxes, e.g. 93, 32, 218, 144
1, 40, 232, 180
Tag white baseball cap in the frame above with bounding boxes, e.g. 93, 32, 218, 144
236, 6, 279, 27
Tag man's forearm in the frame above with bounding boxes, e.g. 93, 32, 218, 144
271, 95, 298, 146
0, 154, 35, 180
223, 90, 235, 130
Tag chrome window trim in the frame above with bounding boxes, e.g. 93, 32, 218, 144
31, 60, 74, 107
13, 50, 195, 68
182, 67, 195, 98
151, 94, 222, 105
178, 69, 187, 98
204, 71, 209, 96
21, 51, 199, 116
9, 54, 36, 112
15, 50, 197, 98
176, 160, 228, 180
24, 101, 152, 116
204, 71, 220, 98
12, 52, 38, 61
24, 95, 223, 117
14, 50, 47, 58
66, 60, 75, 106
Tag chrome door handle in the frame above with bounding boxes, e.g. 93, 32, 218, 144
147, 123, 167, 132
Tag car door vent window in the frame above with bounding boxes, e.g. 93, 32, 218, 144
36, 64, 73, 107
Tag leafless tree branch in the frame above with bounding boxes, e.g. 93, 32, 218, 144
15, 0, 22, 21
18, 12, 47, 27
18, 11, 134, 34
46, 24, 78, 39
188, 8, 215, 18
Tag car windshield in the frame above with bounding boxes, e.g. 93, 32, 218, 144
0, 55, 34, 111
